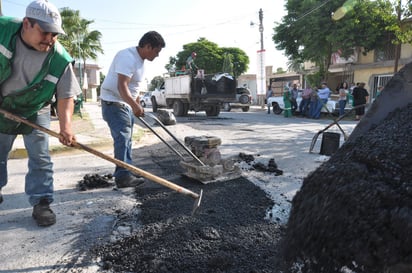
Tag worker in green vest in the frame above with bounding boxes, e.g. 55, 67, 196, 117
0, 0, 81, 227
283, 83, 293, 117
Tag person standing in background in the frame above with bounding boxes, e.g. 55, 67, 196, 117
290, 83, 299, 114
312, 82, 331, 119
376, 85, 384, 98
308, 87, 319, 118
338, 82, 350, 117
100, 31, 165, 188
352, 82, 369, 120
186, 51, 198, 75
283, 83, 293, 118
299, 85, 312, 117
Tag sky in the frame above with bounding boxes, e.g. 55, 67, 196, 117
2, 0, 289, 82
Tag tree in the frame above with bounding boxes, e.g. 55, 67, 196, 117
222, 53, 234, 75
165, 56, 178, 75
149, 76, 164, 91
273, 0, 397, 82
59, 8, 104, 73
167, 38, 249, 76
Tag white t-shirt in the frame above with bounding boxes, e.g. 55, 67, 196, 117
100, 47, 144, 103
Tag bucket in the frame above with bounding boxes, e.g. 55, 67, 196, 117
320, 132, 340, 156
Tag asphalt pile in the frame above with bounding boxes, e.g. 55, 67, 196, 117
281, 103, 412, 273
93, 177, 284, 273
91, 146, 286, 273
77, 173, 114, 191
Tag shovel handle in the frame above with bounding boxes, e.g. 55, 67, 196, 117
0, 108, 201, 201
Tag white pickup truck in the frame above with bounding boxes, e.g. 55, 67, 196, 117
267, 92, 352, 115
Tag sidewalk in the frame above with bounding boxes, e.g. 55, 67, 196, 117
9, 102, 113, 159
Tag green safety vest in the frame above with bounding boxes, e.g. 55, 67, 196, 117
0, 16, 73, 134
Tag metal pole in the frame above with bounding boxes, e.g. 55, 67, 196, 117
78, 35, 82, 88
258, 8, 265, 107
259, 8, 264, 51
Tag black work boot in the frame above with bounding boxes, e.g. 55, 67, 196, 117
115, 174, 145, 188
32, 199, 56, 227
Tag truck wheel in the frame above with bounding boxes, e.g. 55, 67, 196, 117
239, 94, 250, 104
183, 103, 189, 116
206, 105, 220, 116
223, 103, 231, 112
173, 100, 184, 116
272, 102, 282, 115
241, 106, 250, 112
151, 97, 158, 112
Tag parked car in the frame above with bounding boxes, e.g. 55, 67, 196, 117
222, 87, 252, 112
140, 91, 152, 107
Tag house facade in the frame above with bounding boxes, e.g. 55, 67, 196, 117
73, 63, 102, 102
319, 43, 412, 100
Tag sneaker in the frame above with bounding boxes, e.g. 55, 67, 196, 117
115, 174, 145, 188
0, 189, 3, 204
32, 199, 56, 227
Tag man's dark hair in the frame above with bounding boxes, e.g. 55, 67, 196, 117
138, 31, 165, 49
26, 17, 37, 27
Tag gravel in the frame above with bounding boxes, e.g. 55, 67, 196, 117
282, 103, 412, 273
88, 105, 412, 273
92, 148, 286, 273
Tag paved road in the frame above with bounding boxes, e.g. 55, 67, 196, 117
0, 103, 358, 272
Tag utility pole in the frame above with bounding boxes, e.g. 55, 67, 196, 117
259, 8, 264, 51
257, 8, 266, 108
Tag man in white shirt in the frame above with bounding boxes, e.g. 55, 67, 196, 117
100, 31, 165, 188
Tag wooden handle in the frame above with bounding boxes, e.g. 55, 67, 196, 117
0, 108, 200, 200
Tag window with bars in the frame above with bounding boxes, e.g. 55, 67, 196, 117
371, 74, 392, 99
374, 43, 396, 62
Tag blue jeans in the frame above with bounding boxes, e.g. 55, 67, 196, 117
0, 111, 54, 206
312, 99, 328, 119
339, 100, 347, 117
299, 98, 310, 116
309, 100, 318, 118
101, 101, 135, 179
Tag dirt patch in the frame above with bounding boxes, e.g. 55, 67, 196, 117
281, 103, 412, 273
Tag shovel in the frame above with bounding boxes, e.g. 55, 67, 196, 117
309, 104, 366, 153
0, 108, 203, 215
317, 96, 349, 140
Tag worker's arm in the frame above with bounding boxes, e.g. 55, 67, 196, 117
57, 97, 76, 146
117, 73, 144, 117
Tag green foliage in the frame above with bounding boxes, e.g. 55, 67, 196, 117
273, 0, 399, 81
165, 56, 178, 75
222, 53, 234, 75
59, 8, 104, 66
306, 72, 322, 88
149, 76, 164, 91
167, 38, 249, 76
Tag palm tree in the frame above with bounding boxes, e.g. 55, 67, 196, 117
59, 8, 104, 88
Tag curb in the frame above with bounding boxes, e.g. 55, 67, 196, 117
9, 137, 114, 159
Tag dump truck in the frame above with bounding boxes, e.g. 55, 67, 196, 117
150, 73, 237, 117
